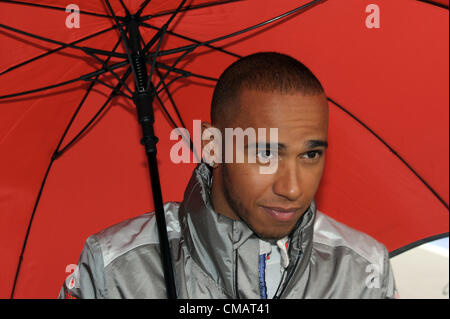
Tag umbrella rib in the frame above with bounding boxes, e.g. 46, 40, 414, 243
140, 0, 244, 21
139, 30, 147, 48
328, 97, 449, 211
141, 26, 167, 58
154, 93, 179, 130
156, 74, 187, 94
85, 77, 133, 100
152, 0, 325, 58
416, 0, 449, 9
139, 21, 241, 59
389, 232, 449, 257
0, 60, 129, 100
146, 0, 188, 92
146, 26, 168, 91
10, 86, 120, 297
154, 92, 198, 161
155, 68, 188, 130
153, 65, 220, 96
0, 0, 116, 19
155, 68, 200, 161
155, 62, 219, 82
138, 0, 449, 21
53, 38, 124, 159
0, 76, 89, 100
0, 26, 117, 77
10, 38, 125, 298
0, 23, 128, 59
54, 67, 133, 160
118, 0, 131, 17
154, 46, 195, 92
83, 50, 134, 96
10, 149, 56, 299
136, 0, 152, 17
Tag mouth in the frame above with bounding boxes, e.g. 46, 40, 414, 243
260, 206, 301, 222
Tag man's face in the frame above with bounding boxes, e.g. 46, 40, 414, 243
208, 88, 329, 240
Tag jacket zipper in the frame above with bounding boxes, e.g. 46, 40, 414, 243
234, 249, 241, 299
273, 249, 303, 299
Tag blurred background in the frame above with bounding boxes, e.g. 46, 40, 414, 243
391, 237, 449, 299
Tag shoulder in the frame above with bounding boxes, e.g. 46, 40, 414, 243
87, 202, 181, 268
307, 210, 395, 298
313, 210, 388, 270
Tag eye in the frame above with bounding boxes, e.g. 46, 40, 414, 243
301, 150, 323, 161
257, 149, 277, 163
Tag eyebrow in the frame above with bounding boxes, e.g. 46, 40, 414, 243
304, 139, 328, 149
246, 140, 328, 150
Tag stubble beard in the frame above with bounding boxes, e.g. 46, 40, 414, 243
221, 165, 295, 241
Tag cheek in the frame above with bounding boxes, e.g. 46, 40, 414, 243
228, 164, 271, 202
301, 164, 325, 194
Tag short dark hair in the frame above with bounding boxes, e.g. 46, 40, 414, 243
211, 52, 324, 126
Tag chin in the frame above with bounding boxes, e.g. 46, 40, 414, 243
252, 225, 294, 241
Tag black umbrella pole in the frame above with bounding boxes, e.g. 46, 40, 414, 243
126, 16, 176, 298
134, 92, 178, 299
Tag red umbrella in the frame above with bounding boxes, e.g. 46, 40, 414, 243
0, 0, 448, 298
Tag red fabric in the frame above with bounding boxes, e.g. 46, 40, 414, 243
0, 0, 448, 298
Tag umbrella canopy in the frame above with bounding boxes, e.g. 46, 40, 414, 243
0, 0, 448, 298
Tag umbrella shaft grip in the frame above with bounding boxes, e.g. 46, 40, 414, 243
129, 17, 158, 155
133, 54, 148, 93
134, 92, 158, 155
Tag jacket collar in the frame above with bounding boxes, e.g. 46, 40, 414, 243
178, 163, 317, 297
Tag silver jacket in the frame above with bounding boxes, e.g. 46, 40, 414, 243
59, 163, 397, 299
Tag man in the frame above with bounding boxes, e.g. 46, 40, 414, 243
59, 52, 397, 299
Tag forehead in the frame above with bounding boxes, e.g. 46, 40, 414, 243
233, 89, 329, 139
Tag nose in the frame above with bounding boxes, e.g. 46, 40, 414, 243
272, 160, 302, 201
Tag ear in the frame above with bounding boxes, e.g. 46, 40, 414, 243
201, 122, 221, 168
201, 122, 212, 152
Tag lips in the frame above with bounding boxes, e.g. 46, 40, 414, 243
261, 206, 300, 222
